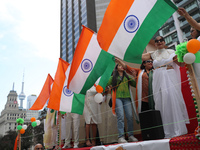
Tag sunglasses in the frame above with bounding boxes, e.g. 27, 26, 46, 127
36, 148, 43, 150
190, 30, 195, 33
155, 39, 164, 43
144, 60, 153, 63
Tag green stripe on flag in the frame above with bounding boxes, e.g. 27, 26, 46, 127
124, 0, 177, 64
71, 93, 85, 115
80, 50, 115, 94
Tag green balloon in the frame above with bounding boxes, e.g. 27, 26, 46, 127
195, 52, 200, 63
16, 118, 24, 124
17, 125, 22, 130
60, 111, 66, 115
31, 121, 37, 127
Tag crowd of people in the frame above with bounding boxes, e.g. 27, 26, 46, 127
39, 7, 200, 149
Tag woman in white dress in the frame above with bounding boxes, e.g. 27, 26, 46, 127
142, 36, 189, 138
83, 85, 102, 146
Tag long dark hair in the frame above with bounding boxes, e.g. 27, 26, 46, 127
140, 61, 146, 70
112, 64, 130, 91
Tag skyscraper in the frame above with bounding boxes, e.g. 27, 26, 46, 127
60, 0, 97, 63
26, 94, 37, 109
95, 0, 110, 31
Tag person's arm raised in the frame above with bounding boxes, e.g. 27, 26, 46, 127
178, 7, 200, 31
142, 53, 151, 61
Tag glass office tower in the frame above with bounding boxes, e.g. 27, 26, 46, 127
60, 0, 97, 63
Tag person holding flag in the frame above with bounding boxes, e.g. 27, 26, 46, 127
115, 57, 154, 113
178, 7, 200, 90
106, 63, 138, 143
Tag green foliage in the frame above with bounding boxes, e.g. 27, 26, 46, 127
0, 130, 17, 150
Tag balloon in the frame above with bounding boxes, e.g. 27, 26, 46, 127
96, 85, 103, 93
22, 125, 27, 130
183, 53, 196, 64
60, 111, 66, 115
94, 93, 104, 103
17, 125, 22, 131
20, 128, 25, 134
36, 120, 41, 126
16, 118, 24, 124
187, 39, 200, 54
194, 51, 200, 63
30, 117, 36, 122
31, 121, 37, 127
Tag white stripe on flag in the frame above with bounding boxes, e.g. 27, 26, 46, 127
108, 0, 156, 58
69, 33, 102, 93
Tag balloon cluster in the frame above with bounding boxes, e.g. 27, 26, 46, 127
16, 118, 26, 134
31, 117, 41, 127
176, 39, 200, 64
16, 117, 41, 134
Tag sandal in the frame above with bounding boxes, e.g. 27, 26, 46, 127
86, 139, 92, 147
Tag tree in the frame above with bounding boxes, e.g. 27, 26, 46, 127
21, 124, 33, 149
0, 130, 17, 150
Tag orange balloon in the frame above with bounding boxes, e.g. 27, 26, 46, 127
187, 39, 200, 54
30, 117, 36, 122
20, 128, 25, 134
96, 85, 103, 93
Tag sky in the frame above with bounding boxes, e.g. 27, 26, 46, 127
0, 0, 60, 113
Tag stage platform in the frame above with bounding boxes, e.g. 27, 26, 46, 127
62, 133, 200, 150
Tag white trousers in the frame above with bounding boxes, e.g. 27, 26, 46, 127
65, 113, 80, 145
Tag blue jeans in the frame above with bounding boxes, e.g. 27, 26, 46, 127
115, 98, 134, 138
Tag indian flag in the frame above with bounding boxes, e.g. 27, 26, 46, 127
47, 58, 85, 115
67, 26, 115, 94
29, 74, 54, 110
97, 0, 177, 64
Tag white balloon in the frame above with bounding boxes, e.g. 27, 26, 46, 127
22, 125, 27, 130
183, 53, 196, 64
36, 120, 41, 126
94, 93, 104, 103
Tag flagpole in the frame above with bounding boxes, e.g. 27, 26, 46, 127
59, 112, 62, 149
186, 64, 200, 116
18, 132, 21, 150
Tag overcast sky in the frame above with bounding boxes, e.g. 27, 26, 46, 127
0, 0, 60, 113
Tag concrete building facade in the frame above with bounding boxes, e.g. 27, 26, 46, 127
0, 89, 26, 136
157, 0, 200, 49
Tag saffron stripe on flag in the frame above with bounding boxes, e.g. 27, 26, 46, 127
97, 0, 177, 64
48, 58, 85, 115
29, 74, 54, 110
68, 26, 115, 95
